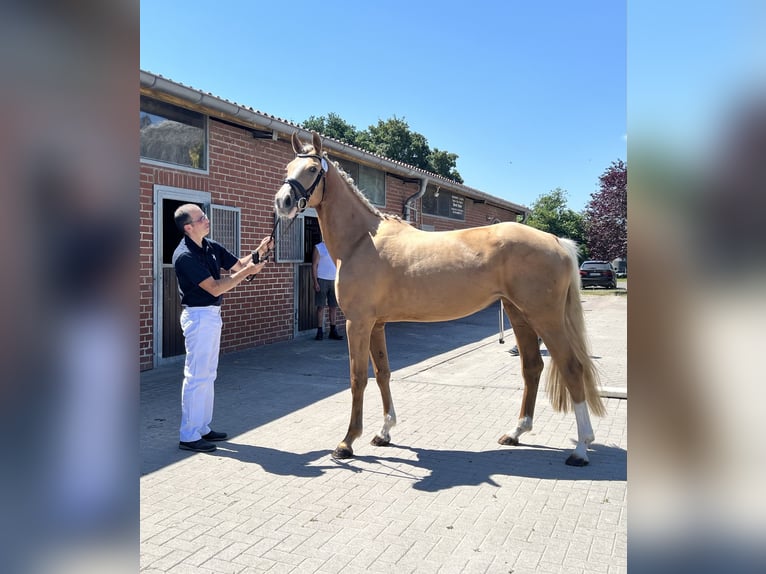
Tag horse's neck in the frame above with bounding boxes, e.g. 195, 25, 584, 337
317, 167, 381, 258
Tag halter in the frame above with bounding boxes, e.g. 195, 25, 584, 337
283, 153, 328, 213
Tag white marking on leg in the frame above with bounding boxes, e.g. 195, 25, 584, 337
507, 415, 533, 441
376, 406, 397, 442
572, 401, 595, 461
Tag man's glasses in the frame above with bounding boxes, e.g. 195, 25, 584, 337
189, 213, 208, 225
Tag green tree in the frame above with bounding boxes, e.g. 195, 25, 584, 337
360, 117, 431, 170
301, 113, 360, 147
301, 113, 463, 182
428, 148, 464, 184
526, 188, 588, 259
584, 160, 627, 260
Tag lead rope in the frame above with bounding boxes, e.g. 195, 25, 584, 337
247, 153, 326, 282
244, 214, 297, 282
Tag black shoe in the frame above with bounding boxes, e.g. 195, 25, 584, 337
179, 439, 216, 453
509, 337, 542, 356
328, 328, 344, 340
201, 430, 227, 441
315, 329, 323, 340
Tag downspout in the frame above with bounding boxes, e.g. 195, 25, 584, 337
403, 176, 429, 224
141, 71, 530, 217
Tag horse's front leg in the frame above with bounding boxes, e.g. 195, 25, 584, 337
368, 322, 396, 447
332, 319, 373, 459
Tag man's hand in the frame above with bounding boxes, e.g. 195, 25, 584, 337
246, 260, 267, 276
257, 236, 275, 258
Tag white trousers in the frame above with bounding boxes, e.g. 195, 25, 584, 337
179, 306, 222, 442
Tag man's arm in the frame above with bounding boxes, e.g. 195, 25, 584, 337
198, 260, 266, 297
231, 236, 274, 272
312, 247, 320, 290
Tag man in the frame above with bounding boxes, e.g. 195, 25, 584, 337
311, 239, 343, 341
172, 204, 273, 453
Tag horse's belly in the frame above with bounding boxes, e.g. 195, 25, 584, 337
339, 259, 505, 322
380, 290, 498, 323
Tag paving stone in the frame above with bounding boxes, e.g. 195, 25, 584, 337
141, 295, 627, 573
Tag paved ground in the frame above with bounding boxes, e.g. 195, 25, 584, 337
141, 291, 627, 573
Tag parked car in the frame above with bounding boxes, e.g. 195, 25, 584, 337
579, 260, 617, 289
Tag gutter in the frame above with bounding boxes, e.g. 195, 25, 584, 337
140, 70, 529, 216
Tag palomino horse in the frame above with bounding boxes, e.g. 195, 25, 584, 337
275, 132, 605, 466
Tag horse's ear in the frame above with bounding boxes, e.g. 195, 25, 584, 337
291, 131, 303, 154
312, 131, 323, 155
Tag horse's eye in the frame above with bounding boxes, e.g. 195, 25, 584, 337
309, 167, 317, 173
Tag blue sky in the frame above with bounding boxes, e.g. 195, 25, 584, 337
141, 1, 626, 212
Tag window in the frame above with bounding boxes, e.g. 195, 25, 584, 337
140, 95, 207, 170
332, 156, 386, 206
358, 164, 385, 206
275, 214, 304, 263
210, 205, 240, 256
422, 185, 465, 220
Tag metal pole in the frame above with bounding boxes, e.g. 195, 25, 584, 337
498, 300, 505, 344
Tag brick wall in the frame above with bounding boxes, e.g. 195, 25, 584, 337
381, 176, 420, 220
423, 201, 519, 231
139, 120, 298, 371
140, 114, 522, 371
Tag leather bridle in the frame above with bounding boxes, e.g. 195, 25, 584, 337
283, 153, 327, 213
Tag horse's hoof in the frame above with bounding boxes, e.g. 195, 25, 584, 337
497, 434, 519, 446
370, 435, 390, 447
565, 454, 589, 466
332, 446, 354, 459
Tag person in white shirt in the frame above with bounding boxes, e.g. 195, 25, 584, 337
311, 240, 343, 341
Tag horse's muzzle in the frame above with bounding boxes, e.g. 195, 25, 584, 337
274, 184, 298, 219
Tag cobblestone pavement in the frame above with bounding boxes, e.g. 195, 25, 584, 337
141, 292, 627, 573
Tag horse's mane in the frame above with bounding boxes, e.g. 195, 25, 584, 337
331, 157, 401, 220
301, 144, 401, 221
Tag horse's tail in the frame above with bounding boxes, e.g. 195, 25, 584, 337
546, 238, 607, 417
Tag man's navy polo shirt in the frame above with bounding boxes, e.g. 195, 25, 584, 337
172, 236, 239, 307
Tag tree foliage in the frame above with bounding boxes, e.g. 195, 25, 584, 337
302, 113, 360, 147
301, 113, 462, 182
427, 148, 464, 184
526, 188, 587, 252
361, 117, 431, 170
584, 160, 627, 260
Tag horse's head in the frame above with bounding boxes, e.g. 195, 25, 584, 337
274, 131, 328, 219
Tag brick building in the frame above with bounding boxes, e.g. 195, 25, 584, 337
140, 70, 528, 371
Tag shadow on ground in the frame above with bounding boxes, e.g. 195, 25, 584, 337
213, 441, 627, 488
142, 304, 516, 475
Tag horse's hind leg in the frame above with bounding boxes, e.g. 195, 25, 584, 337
498, 302, 544, 446
569, 401, 595, 466
333, 318, 373, 459
368, 321, 396, 447
543, 335, 597, 466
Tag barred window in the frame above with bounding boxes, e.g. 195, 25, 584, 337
210, 205, 240, 256
275, 215, 304, 263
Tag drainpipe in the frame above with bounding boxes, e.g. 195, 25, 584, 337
141, 71, 530, 217
403, 176, 428, 223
